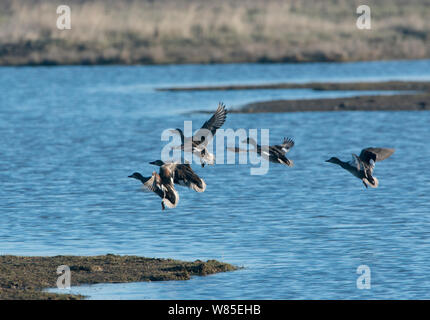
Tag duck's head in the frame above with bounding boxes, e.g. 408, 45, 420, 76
325, 157, 341, 164
128, 172, 144, 180
149, 160, 165, 166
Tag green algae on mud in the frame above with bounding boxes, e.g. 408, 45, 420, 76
0, 254, 238, 300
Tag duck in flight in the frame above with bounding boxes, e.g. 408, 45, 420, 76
149, 160, 206, 192
228, 137, 295, 167
326, 147, 395, 188
170, 103, 227, 167
128, 163, 179, 210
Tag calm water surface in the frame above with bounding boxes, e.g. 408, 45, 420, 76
1, 60, 430, 299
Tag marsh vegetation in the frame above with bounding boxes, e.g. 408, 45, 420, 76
1, 0, 429, 65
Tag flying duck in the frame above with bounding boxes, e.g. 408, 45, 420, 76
128, 164, 179, 210
228, 137, 295, 167
149, 160, 206, 192
326, 147, 395, 188
170, 102, 227, 167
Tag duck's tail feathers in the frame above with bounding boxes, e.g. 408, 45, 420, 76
162, 199, 178, 208
279, 158, 294, 167
191, 179, 206, 193
162, 189, 179, 208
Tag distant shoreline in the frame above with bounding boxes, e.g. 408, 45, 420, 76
1, 57, 429, 67
1, 58, 429, 68
1, 0, 429, 66
0, 254, 237, 300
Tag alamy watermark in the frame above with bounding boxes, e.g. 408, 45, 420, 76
55, 5, 369, 31
56, 265, 71, 289
57, 5, 71, 30
160, 122, 272, 175
356, 5, 371, 30
356, 265, 371, 289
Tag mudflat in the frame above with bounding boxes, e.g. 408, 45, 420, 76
158, 81, 430, 92
235, 94, 430, 113
181, 81, 430, 113
0, 254, 238, 300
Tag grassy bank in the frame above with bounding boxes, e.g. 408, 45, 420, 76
0, 254, 238, 300
1, 0, 429, 65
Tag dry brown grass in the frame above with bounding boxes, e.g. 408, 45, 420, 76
0, 0, 429, 65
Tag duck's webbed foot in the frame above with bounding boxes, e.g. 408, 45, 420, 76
362, 181, 368, 189
161, 201, 165, 210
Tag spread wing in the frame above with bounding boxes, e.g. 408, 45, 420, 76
273, 137, 295, 155
174, 164, 206, 192
358, 149, 377, 165
193, 103, 227, 146
142, 175, 165, 198
352, 153, 374, 177
360, 147, 395, 162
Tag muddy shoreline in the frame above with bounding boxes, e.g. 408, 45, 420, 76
234, 94, 430, 113
0, 254, 238, 300
185, 81, 430, 113
158, 81, 430, 92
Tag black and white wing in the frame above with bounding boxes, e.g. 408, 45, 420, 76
193, 103, 227, 146
273, 137, 295, 155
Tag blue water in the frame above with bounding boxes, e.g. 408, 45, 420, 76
1, 60, 430, 299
